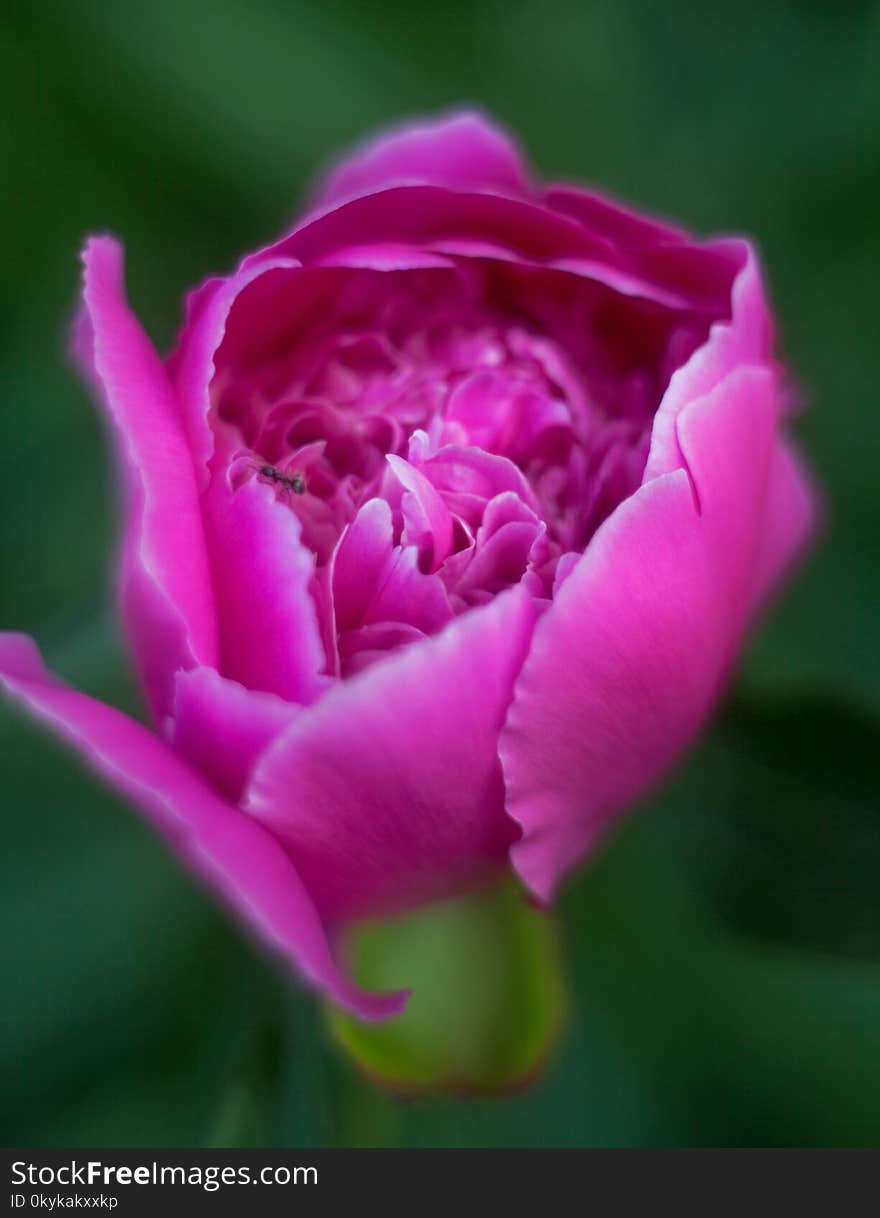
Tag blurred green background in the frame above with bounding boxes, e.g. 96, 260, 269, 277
1, 0, 878, 1146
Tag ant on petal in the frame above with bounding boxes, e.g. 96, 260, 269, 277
227, 452, 310, 501
257, 463, 306, 496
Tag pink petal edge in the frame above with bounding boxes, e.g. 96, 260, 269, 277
75, 236, 218, 722
501, 365, 784, 902
307, 109, 532, 212
169, 666, 303, 804
245, 587, 537, 922
200, 475, 329, 705
0, 632, 406, 1021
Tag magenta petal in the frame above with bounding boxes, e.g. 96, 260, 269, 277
545, 185, 747, 313
202, 477, 329, 704
170, 667, 302, 804
308, 110, 531, 210
249, 183, 727, 312
645, 241, 772, 481
544, 183, 691, 248
245, 588, 538, 922
501, 366, 782, 902
748, 437, 820, 614
331, 499, 452, 635
251, 186, 612, 274
75, 237, 218, 721
0, 634, 405, 1020
386, 454, 455, 570
167, 257, 302, 483
330, 498, 397, 630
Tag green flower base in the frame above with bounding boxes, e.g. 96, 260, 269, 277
327, 876, 567, 1096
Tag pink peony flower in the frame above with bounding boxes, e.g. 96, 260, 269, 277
0, 112, 816, 1019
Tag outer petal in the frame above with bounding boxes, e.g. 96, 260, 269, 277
74, 237, 218, 721
249, 186, 642, 277
169, 262, 332, 702
169, 667, 302, 804
645, 240, 773, 481
0, 633, 404, 1020
167, 256, 302, 483
501, 366, 780, 902
245, 588, 537, 923
748, 436, 819, 614
545, 185, 747, 312
241, 182, 735, 318
544, 183, 691, 248
201, 475, 329, 705
308, 110, 531, 211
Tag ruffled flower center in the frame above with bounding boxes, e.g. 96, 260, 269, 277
212, 272, 695, 675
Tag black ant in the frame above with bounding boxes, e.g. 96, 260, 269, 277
257, 464, 306, 496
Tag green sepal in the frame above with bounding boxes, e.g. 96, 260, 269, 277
326, 876, 568, 1096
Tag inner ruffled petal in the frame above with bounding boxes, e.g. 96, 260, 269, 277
208, 262, 718, 675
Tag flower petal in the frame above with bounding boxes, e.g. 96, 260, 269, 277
170, 667, 302, 804
645, 240, 772, 481
250, 186, 626, 274
166, 257, 302, 484
331, 498, 452, 635
170, 262, 343, 702
0, 633, 404, 1021
748, 436, 820, 614
308, 110, 531, 210
501, 365, 781, 902
544, 183, 691, 248
249, 182, 734, 314
245, 588, 537, 923
201, 476, 329, 704
545, 185, 746, 312
74, 237, 218, 721
385, 454, 456, 570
